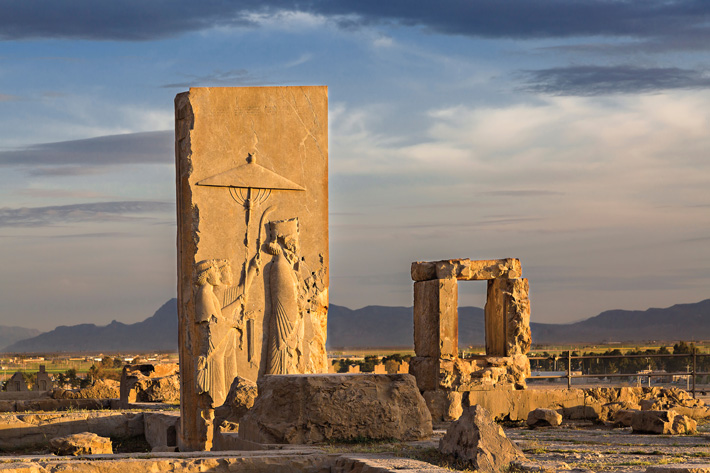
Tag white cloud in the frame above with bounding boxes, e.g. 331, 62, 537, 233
243, 10, 330, 31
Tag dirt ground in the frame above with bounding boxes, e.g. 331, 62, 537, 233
505, 420, 710, 473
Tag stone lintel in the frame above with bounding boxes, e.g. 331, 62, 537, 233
410, 258, 522, 281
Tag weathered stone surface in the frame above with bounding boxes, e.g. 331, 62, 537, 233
411, 258, 522, 282
49, 432, 113, 455
0, 452, 335, 473
410, 258, 530, 419
413, 278, 458, 358
334, 454, 453, 473
16, 398, 107, 412
0, 400, 16, 412
423, 390, 463, 422
214, 376, 258, 424
144, 412, 179, 451
0, 411, 143, 449
439, 355, 529, 392
526, 408, 563, 427
485, 278, 531, 358
646, 466, 710, 473
631, 409, 697, 434
466, 388, 586, 422
672, 413, 698, 434
409, 357, 439, 392
612, 408, 639, 427
176, 86, 329, 451
120, 363, 180, 405
53, 379, 119, 400
439, 405, 524, 473
239, 374, 432, 444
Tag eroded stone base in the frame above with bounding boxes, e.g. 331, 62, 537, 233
239, 374, 432, 444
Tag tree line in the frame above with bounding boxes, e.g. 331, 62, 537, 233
530, 341, 708, 375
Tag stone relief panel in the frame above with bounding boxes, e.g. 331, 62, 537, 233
176, 86, 329, 451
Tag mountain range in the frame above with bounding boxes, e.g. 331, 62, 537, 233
1, 300, 177, 353
2, 298, 709, 353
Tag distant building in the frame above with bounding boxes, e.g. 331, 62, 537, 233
6, 371, 28, 392
33, 365, 54, 391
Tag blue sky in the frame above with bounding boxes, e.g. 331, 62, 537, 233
1, 1, 709, 330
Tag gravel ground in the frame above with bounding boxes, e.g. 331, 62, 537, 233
505, 420, 710, 473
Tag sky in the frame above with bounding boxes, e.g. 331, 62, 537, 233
0, 1, 709, 331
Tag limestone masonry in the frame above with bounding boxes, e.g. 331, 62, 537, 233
410, 258, 532, 421
175, 86, 329, 450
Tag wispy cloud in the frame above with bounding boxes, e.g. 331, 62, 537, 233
161, 69, 268, 88
0, 201, 174, 227
0, 131, 172, 168
0, 93, 21, 101
17, 189, 108, 199
522, 66, 710, 96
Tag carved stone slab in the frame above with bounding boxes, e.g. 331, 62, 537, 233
175, 86, 329, 451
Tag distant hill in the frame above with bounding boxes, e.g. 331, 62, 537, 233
2, 299, 177, 353
531, 299, 710, 344
329, 299, 710, 348
327, 304, 485, 348
0, 326, 42, 350
3, 298, 709, 353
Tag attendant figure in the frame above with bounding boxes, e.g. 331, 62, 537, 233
194, 259, 238, 407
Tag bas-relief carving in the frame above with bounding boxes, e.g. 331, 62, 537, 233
191, 155, 328, 392
193, 259, 238, 408
265, 218, 303, 374
176, 86, 329, 451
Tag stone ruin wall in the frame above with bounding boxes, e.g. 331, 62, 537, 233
409, 258, 532, 421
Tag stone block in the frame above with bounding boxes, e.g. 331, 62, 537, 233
409, 357, 439, 391
631, 409, 697, 434
238, 374, 432, 444
413, 278, 458, 358
49, 432, 113, 455
0, 400, 15, 412
120, 364, 179, 405
144, 412, 179, 450
214, 376, 258, 424
439, 405, 524, 473
423, 390, 463, 422
176, 86, 329, 451
527, 408, 563, 427
411, 258, 522, 281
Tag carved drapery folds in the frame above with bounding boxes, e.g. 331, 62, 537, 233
265, 217, 304, 374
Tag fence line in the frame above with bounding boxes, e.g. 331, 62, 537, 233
527, 351, 708, 397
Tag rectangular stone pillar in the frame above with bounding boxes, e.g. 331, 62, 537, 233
175, 86, 329, 451
485, 278, 531, 357
504, 278, 531, 356
485, 279, 507, 356
413, 278, 458, 359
